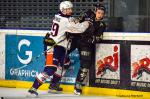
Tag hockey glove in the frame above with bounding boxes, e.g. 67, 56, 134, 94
84, 9, 95, 24
79, 9, 95, 24
44, 33, 56, 46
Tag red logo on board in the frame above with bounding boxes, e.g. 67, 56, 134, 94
96, 45, 119, 77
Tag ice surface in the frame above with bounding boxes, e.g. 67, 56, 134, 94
0, 87, 125, 99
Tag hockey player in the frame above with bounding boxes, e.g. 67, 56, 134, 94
74, 4, 106, 95
47, 56, 71, 93
28, 1, 91, 96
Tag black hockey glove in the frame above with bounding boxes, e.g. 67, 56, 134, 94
43, 33, 56, 46
85, 9, 95, 19
79, 9, 95, 24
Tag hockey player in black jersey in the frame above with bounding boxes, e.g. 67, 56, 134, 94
74, 4, 106, 95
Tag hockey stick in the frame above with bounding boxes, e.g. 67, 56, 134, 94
13, 38, 66, 70
61, 38, 72, 76
52, 38, 72, 88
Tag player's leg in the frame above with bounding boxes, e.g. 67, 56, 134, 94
28, 66, 57, 96
42, 45, 62, 92
48, 45, 66, 93
74, 43, 93, 95
28, 46, 60, 96
74, 67, 88, 95
48, 56, 71, 92
48, 66, 63, 92
48, 39, 76, 92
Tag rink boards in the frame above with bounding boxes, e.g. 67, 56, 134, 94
0, 29, 150, 98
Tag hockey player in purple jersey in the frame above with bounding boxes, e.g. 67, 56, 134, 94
28, 1, 91, 96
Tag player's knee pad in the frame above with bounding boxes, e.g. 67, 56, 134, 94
80, 62, 90, 69
36, 72, 49, 83
77, 68, 88, 82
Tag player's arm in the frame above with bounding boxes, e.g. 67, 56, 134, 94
94, 21, 106, 42
66, 17, 90, 33
43, 32, 56, 46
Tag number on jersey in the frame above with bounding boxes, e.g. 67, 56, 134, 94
51, 22, 59, 36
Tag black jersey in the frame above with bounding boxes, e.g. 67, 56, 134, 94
81, 18, 106, 44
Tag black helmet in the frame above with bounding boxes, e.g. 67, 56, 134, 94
95, 4, 106, 13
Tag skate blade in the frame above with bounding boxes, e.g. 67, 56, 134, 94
74, 90, 81, 96
26, 93, 39, 98
48, 89, 62, 94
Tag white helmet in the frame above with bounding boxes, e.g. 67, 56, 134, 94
59, 1, 73, 14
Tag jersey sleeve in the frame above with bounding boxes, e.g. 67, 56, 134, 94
95, 21, 106, 42
66, 17, 89, 33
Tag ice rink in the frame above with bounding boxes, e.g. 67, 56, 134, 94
0, 87, 125, 99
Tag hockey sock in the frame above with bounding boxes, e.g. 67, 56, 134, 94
51, 73, 61, 84
32, 67, 57, 90
32, 79, 42, 89
76, 68, 88, 83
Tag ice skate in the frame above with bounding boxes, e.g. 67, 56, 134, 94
74, 88, 82, 95
27, 87, 38, 97
48, 83, 63, 94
